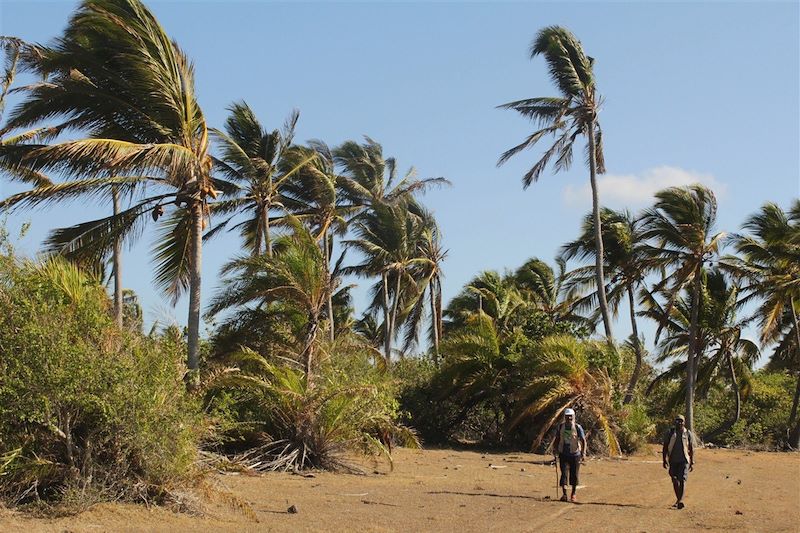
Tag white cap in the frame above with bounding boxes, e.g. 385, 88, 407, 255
564, 408, 575, 417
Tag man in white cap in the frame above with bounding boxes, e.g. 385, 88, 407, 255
552, 408, 588, 502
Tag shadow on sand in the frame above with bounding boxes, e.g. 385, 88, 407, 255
427, 490, 645, 509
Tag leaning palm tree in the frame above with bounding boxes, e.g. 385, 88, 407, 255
640, 185, 724, 430
724, 200, 800, 447
444, 270, 525, 335
498, 26, 613, 343
560, 208, 652, 403
0, 0, 226, 380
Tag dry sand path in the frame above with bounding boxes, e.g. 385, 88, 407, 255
2, 447, 798, 532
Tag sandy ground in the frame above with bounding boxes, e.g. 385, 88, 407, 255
1, 446, 798, 532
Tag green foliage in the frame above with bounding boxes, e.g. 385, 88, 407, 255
0, 255, 203, 504
204, 337, 417, 472
616, 402, 656, 454
694, 371, 795, 449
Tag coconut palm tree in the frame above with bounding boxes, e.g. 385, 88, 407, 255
279, 141, 355, 341
0, 0, 228, 381
444, 270, 525, 335
208, 103, 311, 257
401, 216, 447, 359
508, 335, 621, 455
497, 26, 613, 343
640, 184, 724, 431
560, 208, 652, 403
333, 138, 448, 216
724, 200, 800, 447
343, 203, 426, 363
207, 218, 336, 386
643, 270, 759, 441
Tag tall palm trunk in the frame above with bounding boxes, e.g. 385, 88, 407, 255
430, 283, 440, 361
686, 263, 702, 431
323, 229, 335, 342
391, 272, 402, 360
186, 201, 203, 387
382, 271, 391, 363
263, 206, 271, 258
111, 187, 123, 328
302, 315, 319, 388
587, 120, 614, 345
436, 278, 444, 351
703, 349, 741, 442
788, 298, 800, 448
623, 286, 643, 404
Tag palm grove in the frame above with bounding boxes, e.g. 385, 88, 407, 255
0, 0, 797, 507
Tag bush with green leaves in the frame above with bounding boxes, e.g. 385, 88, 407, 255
204, 335, 418, 472
693, 370, 795, 449
0, 256, 203, 505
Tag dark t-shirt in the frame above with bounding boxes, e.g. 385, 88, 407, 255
663, 428, 693, 464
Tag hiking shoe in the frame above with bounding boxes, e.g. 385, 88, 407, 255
570, 495, 577, 503
560, 494, 568, 502
676, 502, 685, 509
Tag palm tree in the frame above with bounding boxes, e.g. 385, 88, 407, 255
640, 184, 723, 431
280, 141, 354, 341
207, 218, 336, 386
560, 208, 651, 403
724, 200, 800, 447
0, 0, 227, 381
513, 257, 584, 326
444, 270, 525, 335
333, 138, 448, 215
436, 312, 514, 434
401, 217, 447, 359
644, 270, 759, 441
508, 335, 621, 455
343, 203, 426, 363
498, 26, 613, 343
208, 103, 309, 257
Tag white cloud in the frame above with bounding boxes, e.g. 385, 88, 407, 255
562, 166, 726, 209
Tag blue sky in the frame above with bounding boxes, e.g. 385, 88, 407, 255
1, 1, 798, 349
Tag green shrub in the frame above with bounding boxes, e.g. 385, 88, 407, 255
616, 401, 656, 453
0, 256, 204, 505
205, 336, 418, 472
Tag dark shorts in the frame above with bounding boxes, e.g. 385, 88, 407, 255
559, 454, 580, 487
669, 461, 689, 481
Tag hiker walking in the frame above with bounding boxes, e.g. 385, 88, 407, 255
552, 408, 587, 502
662, 414, 695, 509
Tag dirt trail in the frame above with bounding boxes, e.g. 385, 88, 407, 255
2, 447, 798, 532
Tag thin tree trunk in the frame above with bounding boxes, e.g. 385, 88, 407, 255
587, 120, 614, 345
430, 283, 440, 362
623, 285, 643, 405
111, 187, 123, 328
703, 349, 741, 442
302, 316, 319, 388
391, 272, 403, 359
186, 202, 203, 388
788, 299, 800, 448
263, 205, 271, 258
686, 264, 702, 431
323, 229, 335, 342
382, 271, 391, 364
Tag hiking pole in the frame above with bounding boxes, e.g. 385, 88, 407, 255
554, 456, 559, 500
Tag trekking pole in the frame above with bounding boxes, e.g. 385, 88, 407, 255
554, 457, 559, 500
